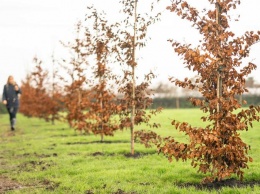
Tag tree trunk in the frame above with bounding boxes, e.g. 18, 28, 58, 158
130, 0, 138, 156
176, 97, 180, 109
216, 2, 222, 128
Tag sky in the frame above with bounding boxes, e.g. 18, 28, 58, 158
1, 0, 260, 95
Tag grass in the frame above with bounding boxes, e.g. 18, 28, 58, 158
0, 109, 260, 193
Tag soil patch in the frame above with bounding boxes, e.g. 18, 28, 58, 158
85, 190, 94, 194
17, 152, 58, 158
177, 178, 260, 191
0, 176, 23, 193
85, 189, 137, 194
112, 189, 137, 194
0, 176, 60, 193
51, 134, 69, 137
68, 152, 80, 156
124, 152, 156, 159
87, 151, 156, 158
65, 140, 129, 145
17, 160, 56, 172
91, 152, 104, 156
40, 179, 60, 191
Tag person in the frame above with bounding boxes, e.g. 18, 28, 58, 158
2, 75, 22, 131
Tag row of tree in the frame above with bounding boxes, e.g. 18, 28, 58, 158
19, 0, 260, 183
20, 1, 161, 151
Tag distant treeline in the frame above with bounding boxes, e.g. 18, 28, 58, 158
1, 95, 260, 114
150, 95, 260, 109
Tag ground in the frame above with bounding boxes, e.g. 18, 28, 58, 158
1, 151, 260, 193
0, 130, 259, 193
0, 176, 22, 193
1, 175, 260, 193
0, 175, 59, 193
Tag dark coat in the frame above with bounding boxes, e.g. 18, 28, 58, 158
2, 84, 22, 108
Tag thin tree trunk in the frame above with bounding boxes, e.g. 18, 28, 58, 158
51, 53, 55, 125
130, 0, 137, 156
176, 97, 180, 109
216, 2, 222, 128
100, 79, 104, 143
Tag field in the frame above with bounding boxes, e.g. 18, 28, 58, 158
0, 109, 260, 194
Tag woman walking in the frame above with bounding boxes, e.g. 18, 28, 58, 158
2, 75, 22, 130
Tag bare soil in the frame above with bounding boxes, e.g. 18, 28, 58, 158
179, 178, 260, 191
0, 176, 22, 193
0, 176, 60, 193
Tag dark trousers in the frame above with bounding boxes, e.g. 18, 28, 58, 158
7, 106, 18, 128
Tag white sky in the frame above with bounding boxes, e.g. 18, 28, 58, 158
1, 0, 260, 94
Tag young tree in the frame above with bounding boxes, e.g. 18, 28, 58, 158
82, 7, 121, 142
20, 57, 60, 122
20, 74, 37, 118
49, 54, 64, 124
59, 22, 91, 130
114, 0, 162, 155
136, 0, 260, 182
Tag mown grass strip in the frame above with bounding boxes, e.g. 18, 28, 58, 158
0, 109, 259, 193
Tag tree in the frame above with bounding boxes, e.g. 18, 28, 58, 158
136, 0, 260, 182
81, 7, 121, 141
20, 74, 36, 117
59, 22, 91, 130
115, 0, 161, 155
49, 54, 64, 124
20, 57, 61, 122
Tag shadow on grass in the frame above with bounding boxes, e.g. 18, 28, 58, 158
64, 140, 129, 145
16, 152, 58, 159
51, 134, 70, 137
123, 152, 157, 159
176, 178, 260, 191
86, 150, 158, 159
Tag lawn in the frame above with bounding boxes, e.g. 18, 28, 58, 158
0, 109, 260, 194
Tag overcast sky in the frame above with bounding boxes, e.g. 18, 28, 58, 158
1, 0, 260, 95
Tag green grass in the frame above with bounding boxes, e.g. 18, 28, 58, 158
0, 109, 260, 194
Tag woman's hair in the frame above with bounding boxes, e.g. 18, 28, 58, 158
7, 75, 15, 85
